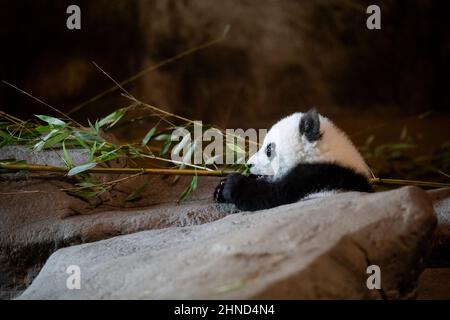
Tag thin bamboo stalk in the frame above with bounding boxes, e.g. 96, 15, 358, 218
0, 163, 232, 176
369, 177, 450, 188
67, 29, 229, 115
1, 162, 449, 188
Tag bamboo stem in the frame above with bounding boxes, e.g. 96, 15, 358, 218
369, 177, 450, 188
0, 162, 233, 176
1, 162, 449, 188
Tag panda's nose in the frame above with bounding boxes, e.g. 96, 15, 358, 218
247, 163, 254, 168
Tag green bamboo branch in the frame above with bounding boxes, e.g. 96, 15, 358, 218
369, 177, 450, 188
0, 162, 234, 177
1, 162, 450, 188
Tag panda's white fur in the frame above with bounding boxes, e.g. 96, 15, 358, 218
247, 112, 371, 181
215, 110, 373, 211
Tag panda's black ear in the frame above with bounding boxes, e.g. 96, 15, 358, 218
299, 109, 322, 142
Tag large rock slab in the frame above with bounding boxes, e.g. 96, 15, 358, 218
19, 187, 436, 300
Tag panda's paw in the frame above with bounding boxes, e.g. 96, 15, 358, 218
214, 173, 244, 203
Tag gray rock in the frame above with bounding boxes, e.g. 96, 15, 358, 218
18, 187, 436, 300
417, 189, 450, 300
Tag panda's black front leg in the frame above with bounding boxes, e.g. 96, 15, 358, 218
214, 173, 283, 211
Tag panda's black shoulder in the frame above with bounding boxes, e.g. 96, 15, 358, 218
280, 162, 373, 195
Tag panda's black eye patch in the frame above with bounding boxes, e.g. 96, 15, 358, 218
266, 143, 275, 159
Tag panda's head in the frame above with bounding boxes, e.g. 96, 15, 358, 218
247, 110, 371, 180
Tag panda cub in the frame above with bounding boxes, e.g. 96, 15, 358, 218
214, 109, 372, 211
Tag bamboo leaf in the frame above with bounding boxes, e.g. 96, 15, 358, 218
88, 119, 100, 135
241, 164, 251, 176
0, 130, 11, 140
126, 181, 150, 202
62, 141, 73, 168
42, 129, 59, 140
36, 115, 66, 127
68, 189, 99, 201
88, 142, 98, 162
67, 162, 97, 176
191, 174, 198, 189
226, 142, 246, 154
43, 131, 70, 149
0, 130, 13, 147
95, 148, 124, 162
33, 129, 58, 151
76, 181, 98, 188
142, 126, 157, 146
98, 110, 125, 128
172, 175, 180, 184
179, 185, 191, 202
33, 141, 45, 152
179, 175, 198, 202
74, 136, 90, 150
34, 125, 51, 133
160, 140, 172, 156
73, 130, 102, 144
365, 134, 375, 146
128, 144, 142, 158
154, 134, 171, 142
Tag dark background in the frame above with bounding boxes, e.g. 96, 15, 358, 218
0, 0, 449, 141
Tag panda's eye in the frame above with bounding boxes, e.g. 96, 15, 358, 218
266, 143, 275, 158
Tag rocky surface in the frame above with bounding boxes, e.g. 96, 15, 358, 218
18, 187, 436, 300
0, 147, 229, 299
0, 173, 231, 299
2, 147, 447, 300
427, 188, 450, 267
